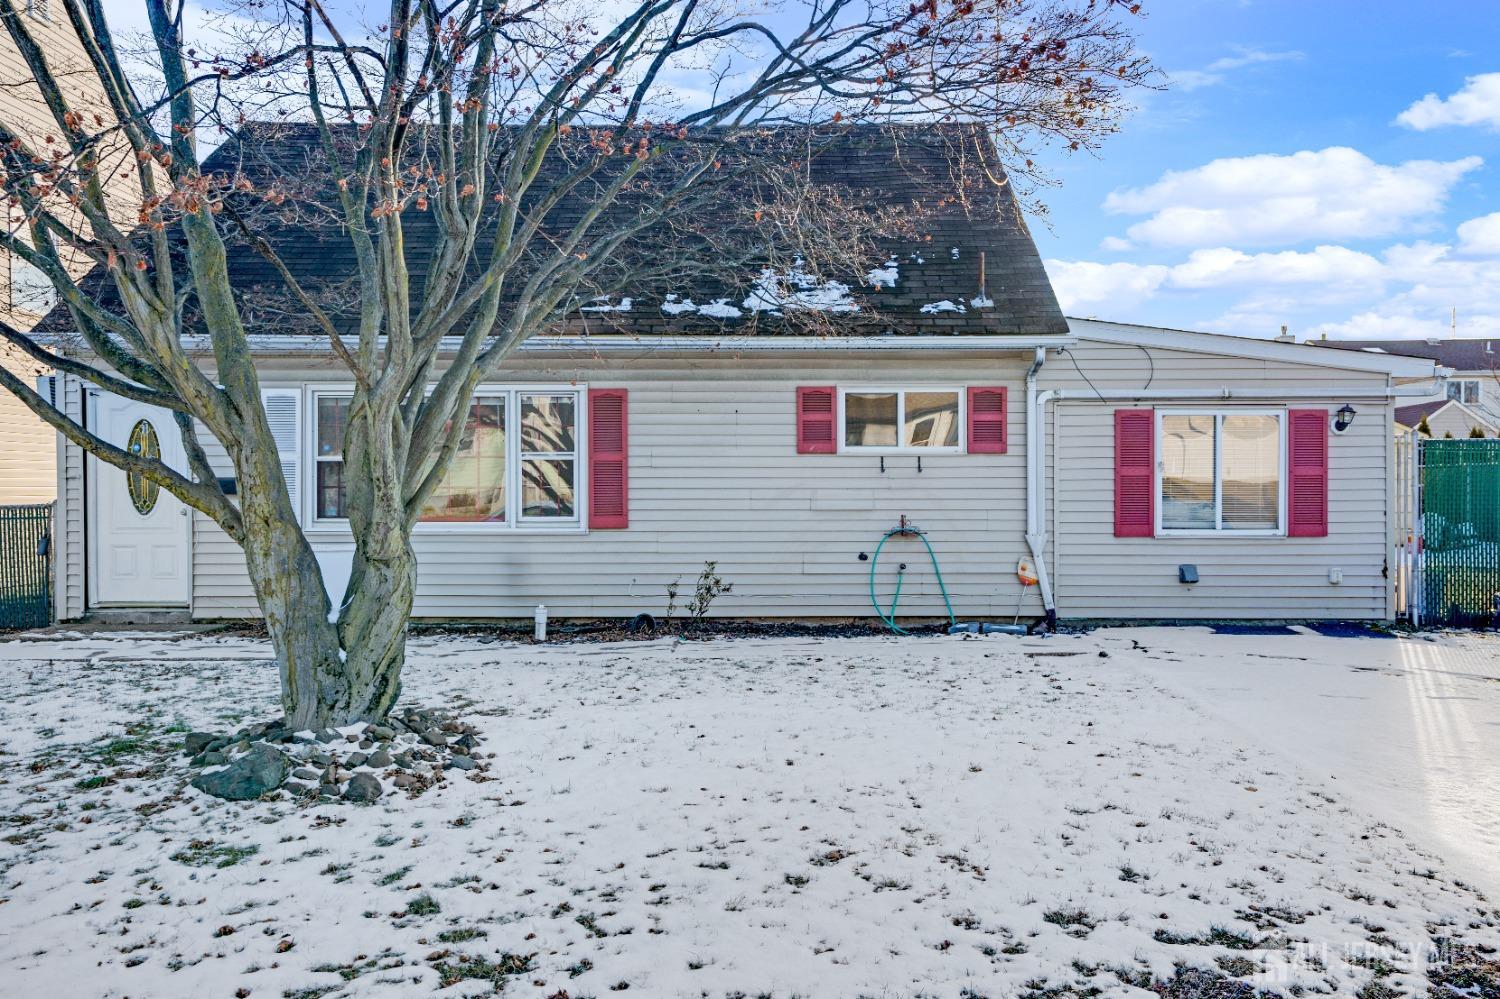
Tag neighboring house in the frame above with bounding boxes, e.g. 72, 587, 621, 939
1394, 399, 1499, 439
0, 5, 137, 503
1325, 338, 1500, 438
41, 126, 1437, 624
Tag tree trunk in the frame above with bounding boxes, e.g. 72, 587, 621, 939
332, 537, 417, 723
236, 448, 415, 729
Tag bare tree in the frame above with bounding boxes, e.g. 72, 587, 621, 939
0, 0, 1151, 727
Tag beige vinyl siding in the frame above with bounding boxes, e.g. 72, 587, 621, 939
0, 345, 54, 502
189, 351, 1046, 621
0, 11, 139, 512
56, 335, 1406, 623
1405, 403, 1494, 440
1047, 340, 1393, 620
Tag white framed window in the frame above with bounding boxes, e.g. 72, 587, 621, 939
313, 394, 351, 520
1157, 409, 1285, 536
309, 386, 585, 531
417, 395, 508, 523
518, 392, 578, 522
26, 0, 49, 21
839, 387, 963, 452
1446, 379, 1480, 405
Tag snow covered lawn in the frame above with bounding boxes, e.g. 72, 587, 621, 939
1, 628, 1497, 998
1119, 626, 1500, 902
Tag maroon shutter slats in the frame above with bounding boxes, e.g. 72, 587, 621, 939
1287, 409, 1329, 537
588, 388, 628, 529
1114, 408, 1155, 537
796, 386, 837, 454
967, 386, 1007, 454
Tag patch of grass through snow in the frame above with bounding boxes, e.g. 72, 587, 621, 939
431, 952, 535, 989
169, 840, 260, 868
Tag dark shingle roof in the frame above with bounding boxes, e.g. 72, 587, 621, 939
1324, 337, 1500, 372
1395, 400, 1454, 426
48, 123, 1066, 342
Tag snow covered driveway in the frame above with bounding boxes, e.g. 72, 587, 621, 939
1109, 626, 1500, 900
0, 629, 1497, 998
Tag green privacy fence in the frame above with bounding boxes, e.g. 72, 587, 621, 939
1421, 439, 1500, 627
0, 504, 51, 630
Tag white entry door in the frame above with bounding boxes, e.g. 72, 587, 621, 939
89, 393, 191, 606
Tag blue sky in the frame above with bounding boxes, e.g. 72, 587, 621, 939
1035, 0, 1500, 341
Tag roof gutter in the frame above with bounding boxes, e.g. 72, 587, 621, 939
1039, 378, 1447, 403
164, 333, 1077, 355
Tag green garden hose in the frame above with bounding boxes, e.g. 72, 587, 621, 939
868, 527, 957, 634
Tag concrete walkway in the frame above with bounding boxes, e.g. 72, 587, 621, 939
1101, 625, 1500, 898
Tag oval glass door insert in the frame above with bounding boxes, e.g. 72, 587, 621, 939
126, 418, 161, 515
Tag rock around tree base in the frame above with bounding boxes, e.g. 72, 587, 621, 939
185, 706, 487, 803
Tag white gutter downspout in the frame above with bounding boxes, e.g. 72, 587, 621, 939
1026, 372, 1448, 632
1023, 347, 1057, 630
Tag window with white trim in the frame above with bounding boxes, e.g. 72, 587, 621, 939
312, 388, 582, 528
418, 395, 507, 522
840, 388, 962, 451
1447, 379, 1480, 405
1158, 410, 1283, 534
314, 395, 351, 519
519, 392, 577, 520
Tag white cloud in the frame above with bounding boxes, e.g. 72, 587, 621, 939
1047, 245, 1387, 316
1103, 147, 1482, 248
1308, 311, 1455, 340
1299, 240, 1500, 340
1043, 260, 1170, 313
1457, 212, 1500, 256
1396, 73, 1500, 131
1308, 307, 1500, 341
1098, 236, 1133, 252
1169, 245, 1384, 290
1169, 48, 1304, 92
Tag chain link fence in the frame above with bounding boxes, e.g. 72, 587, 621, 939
1420, 439, 1500, 627
0, 503, 52, 631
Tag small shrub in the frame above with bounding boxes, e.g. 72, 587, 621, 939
666, 573, 684, 618
687, 561, 733, 623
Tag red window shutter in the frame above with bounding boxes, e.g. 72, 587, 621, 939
1114, 408, 1155, 537
796, 386, 837, 454
588, 388, 628, 529
1287, 409, 1329, 537
967, 386, 1007, 454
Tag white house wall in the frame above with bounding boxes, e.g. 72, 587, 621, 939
54, 371, 86, 620
189, 351, 1044, 623
1046, 340, 1394, 620
56, 337, 1403, 623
